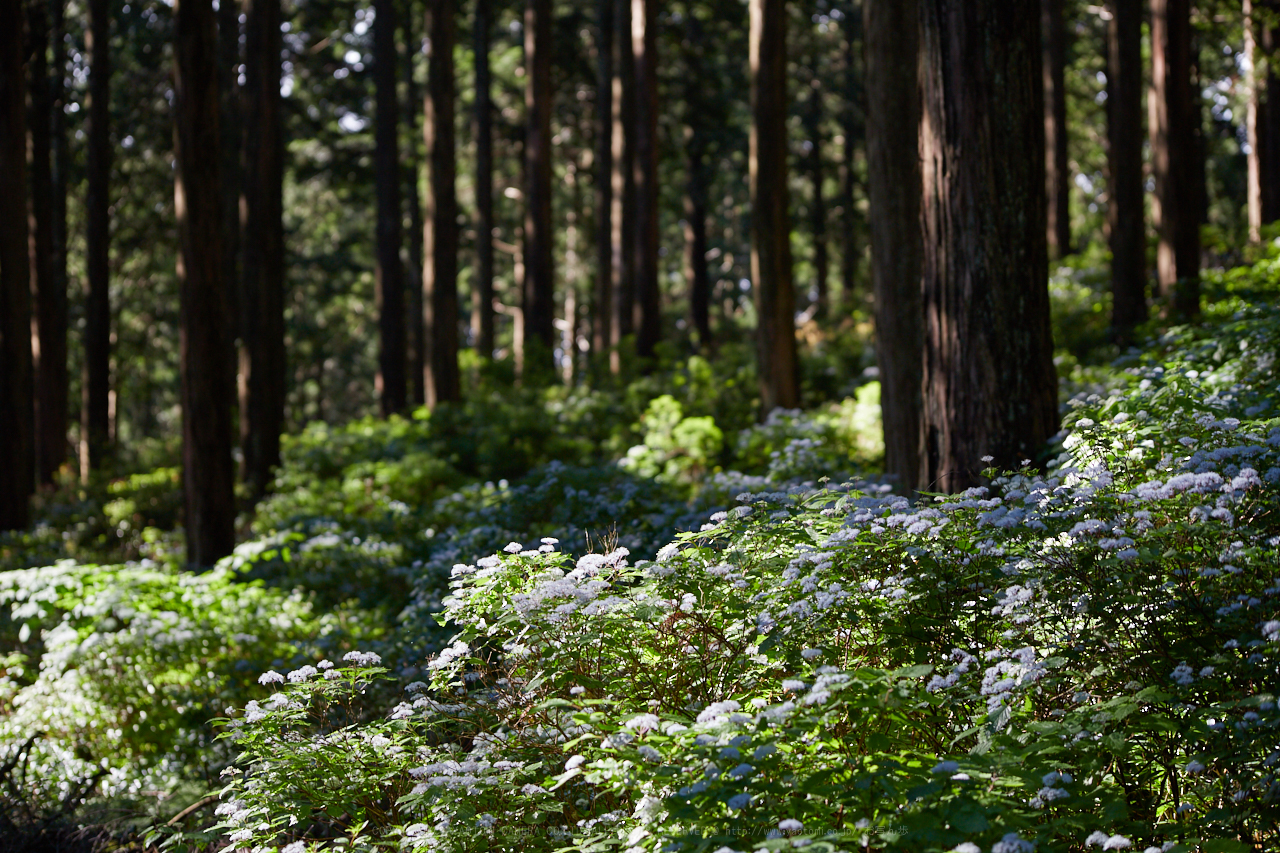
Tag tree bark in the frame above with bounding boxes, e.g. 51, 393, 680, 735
631, 0, 659, 361
425, 0, 460, 405
403, 0, 426, 406
610, 0, 635, 371
864, 0, 922, 494
1248, 0, 1264, 243
1261, 3, 1280, 223
522, 0, 555, 377
750, 0, 799, 413
472, 0, 495, 359
1, 0, 33, 529
240, 0, 285, 498
49, 0, 69, 481
918, 0, 1059, 492
681, 13, 711, 350
803, 67, 828, 317
83, 0, 111, 478
1107, 0, 1146, 340
217, 0, 240, 347
375, 0, 406, 415
174, 0, 235, 566
592, 0, 612, 360
1042, 0, 1071, 259
1149, 0, 1199, 320
839, 1, 862, 309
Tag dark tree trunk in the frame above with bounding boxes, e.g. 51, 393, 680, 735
49, 0, 69, 482
803, 67, 828, 317
610, 0, 636, 370
1042, 0, 1071, 259
425, 0, 460, 405
1107, 0, 1146, 340
1248, 0, 1263, 242
473, 0, 495, 358
522, 0, 555, 376
375, 0, 405, 415
403, 0, 425, 406
1, 0, 33, 529
1149, 0, 1199, 320
681, 14, 711, 350
83, 0, 111, 478
918, 0, 1059, 492
839, 1, 862, 309
173, 0, 235, 566
27, 0, 64, 487
217, 0, 240, 345
864, 0, 922, 494
240, 0, 285, 498
632, 0, 660, 361
750, 0, 799, 413
592, 0, 612, 360
1262, 3, 1280, 223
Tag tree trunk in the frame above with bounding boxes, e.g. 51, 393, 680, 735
1108, 0, 1146, 340
839, 0, 862, 309
1248, 0, 1264, 243
522, 0, 555, 377
681, 13, 711, 350
1149, 0, 1199, 320
918, 0, 1059, 492
803, 66, 828, 317
217, 0, 240, 349
27, 0, 64, 487
1262, 3, 1280, 223
49, 0, 70, 482
631, 0, 659, 361
592, 0, 612, 360
472, 0, 495, 360
83, 0, 111, 478
750, 0, 799, 413
864, 0, 922, 494
174, 0, 235, 566
425, 0, 460, 405
240, 0, 285, 498
1042, 0, 1071, 259
403, 0, 426, 406
610, 0, 635, 371
375, 0, 406, 415
1, 0, 33, 529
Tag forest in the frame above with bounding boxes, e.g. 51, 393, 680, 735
3, 0, 1280, 850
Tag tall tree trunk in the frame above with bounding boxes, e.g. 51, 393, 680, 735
1149, 0, 1199, 320
1262, 3, 1280, 223
839, 0, 862, 309
1042, 0, 1071, 259
918, 0, 1059, 492
681, 13, 711, 350
472, 0, 495, 358
750, 0, 799, 413
1, 0, 33, 529
592, 0, 612, 360
49, 0, 69, 482
28, 0, 63, 487
403, 0, 426, 406
240, 0, 285, 498
864, 0, 922, 494
1108, 0, 1146, 340
375, 0, 406, 415
174, 0, 235, 566
425, 0, 460, 405
217, 0, 240, 348
83, 0, 111, 479
1248, 0, 1264, 243
803, 67, 828, 317
631, 0, 659, 361
522, 0, 555, 376
610, 0, 636, 371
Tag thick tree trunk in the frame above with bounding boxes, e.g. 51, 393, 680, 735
918, 0, 1059, 492
1262, 4, 1280, 223
864, 0, 922, 495
681, 14, 711, 350
1108, 0, 1146, 340
1, 0, 33, 529
217, 0, 240, 345
522, 0, 555, 376
1042, 0, 1071, 259
750, 0, 799, 413
593, 0, 613, 361
174, 0, 235, 566
1249, 0, 1264, 243
49, 0, 69, 481
403, 0, 426, 406
631, 0, 659, 361
27, 0, 64, 487
240, 0, 285, 498
1149, 0, 1199, 320
375, 0, 406, 415
83, 0, 111, 478
803, 68, 828, 317
610, 0, 636, 371
839, 1, 862, 309
472, 0, 495, 360
425, 0, 460, 405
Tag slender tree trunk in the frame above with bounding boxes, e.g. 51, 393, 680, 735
374, 0, 406, 415
1248, 0, 1264, 243
803, 67, 828, 317
425, 0, 460, 405
681, 14, 711, 350
1042, 0, 1071, 259
918, 0, 1059, 492
1108, 0, 1146, 340
27, 0, 62, 487
217, 0, 240, 346
83, 0, 111, 478
1, 0, 33, 529
1149, 0, 1199, 320
472, 0, 495, 358
240, 0, 285, 498
49, 0, 69, 481
864, 0, 922, 494
522, 0, 555, 376
750, 0, 799, 413
1262, 3, 1280, 223
403, 0, 426, 406
174, 0, 234, 566
631, 0, 659, 361
592, 0, 612, 360
610, 0, 636, 370
839, 0, 862, 309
